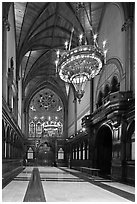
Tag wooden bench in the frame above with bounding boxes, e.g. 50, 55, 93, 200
80, 167, 100, 176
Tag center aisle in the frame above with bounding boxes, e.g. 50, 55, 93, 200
39, 166, 130, 202
2, 166, 135, 202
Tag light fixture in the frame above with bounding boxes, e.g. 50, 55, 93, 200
43, 119, 63, 137
82, 127, 86, 132
55, 3, 108, 103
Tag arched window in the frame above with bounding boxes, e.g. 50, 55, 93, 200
27, 147, 34, 159
36, 122, 42, 137
58, 148, 64, 160
79, 145, 81, 160
75, 146, 77, 160
29, 122, 35, 137
126, 120, 135, 161
83, 142, 85, 160
111, 76, 119, 93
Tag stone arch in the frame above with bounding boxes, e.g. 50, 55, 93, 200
95, 58, 123, 106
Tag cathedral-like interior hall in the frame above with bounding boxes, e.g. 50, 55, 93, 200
2, 2, 135, 202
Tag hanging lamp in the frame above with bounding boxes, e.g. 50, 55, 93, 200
55, 2, 107, 103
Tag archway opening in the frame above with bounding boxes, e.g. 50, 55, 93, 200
37, 142, 55, 166
27, 147, 34, 160
96, 125, 112, 175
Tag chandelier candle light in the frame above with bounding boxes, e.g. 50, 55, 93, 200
55, 3, 108, 103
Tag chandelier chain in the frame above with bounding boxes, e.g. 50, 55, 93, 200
55, 2, 108, 103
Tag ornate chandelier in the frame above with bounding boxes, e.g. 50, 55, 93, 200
55, 3, 107, 103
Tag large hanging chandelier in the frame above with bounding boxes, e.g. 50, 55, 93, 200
55, 3, 107, 103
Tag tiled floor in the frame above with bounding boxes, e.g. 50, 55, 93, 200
2, 167, 32, 202
2, 166, 135, 202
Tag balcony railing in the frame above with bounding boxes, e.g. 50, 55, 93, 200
82, 91, 133, 127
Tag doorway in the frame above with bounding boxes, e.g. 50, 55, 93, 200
37, 142, 54, 166
96, 125, 112, 175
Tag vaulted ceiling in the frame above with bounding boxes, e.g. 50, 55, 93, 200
2, 2, 134, 106
13, 2, 106, 102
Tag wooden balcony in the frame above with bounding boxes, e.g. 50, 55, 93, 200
82, 91, 134, 128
